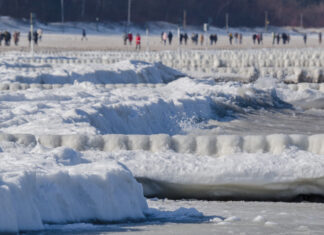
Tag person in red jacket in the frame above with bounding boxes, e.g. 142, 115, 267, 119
135, 33, 141, 50
128, 33, 133, 45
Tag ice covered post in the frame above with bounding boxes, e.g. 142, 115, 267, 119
203, 23, 208, 50
226, 13, 229, 33
61, 0, 65, 32
127, 0, 132, 29
183, 10, 187, 30
265, 11, 269, 32
177, 26, 180, 47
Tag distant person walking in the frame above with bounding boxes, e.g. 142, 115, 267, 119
252, 34, 257, 44
123, 33, 128, 45
0, 32, 4, 46
28, 31, 32, 46
128, 32, 133, 45
272, 32, 276, 45
276, 34, 280, 44
180, 33, 184, 45
256, 34, 261, 44
162, 32, 167, 45
234, 33, 238, 44
200, 34, 204, 46
319, 32, 322, 44
4, 31, 11, 46
13, 32, 20, 46
168, 31, 173, 45
81, 29, 87, 40
239, 33, 243, 44
135, 33, 141, 50
209, 34, 218, 45
229, 33, 233, 45
184, 33, 188, 45
33, 31, 38, 45
303, 33, 307, 45
37, 29, 43, 41
282, 33, 288, 44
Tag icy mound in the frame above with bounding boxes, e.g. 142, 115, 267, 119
0, 78, 291, 136
0, 151, 148, 233
3, 60, 183, 85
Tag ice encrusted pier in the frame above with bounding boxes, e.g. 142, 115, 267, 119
10, 48, 324, 83
2, 132, 324, 156
1, 82, 324, 92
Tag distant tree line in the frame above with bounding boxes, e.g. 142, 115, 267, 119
0, 0, 323, 27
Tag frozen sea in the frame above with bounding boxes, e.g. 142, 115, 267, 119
42, 199, 324, 235
1, 23, 324, 233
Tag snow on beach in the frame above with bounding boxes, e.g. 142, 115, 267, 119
1, 43, 324, 233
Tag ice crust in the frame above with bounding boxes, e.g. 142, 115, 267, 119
0, 151, 148, 233
1, 74, 298, 136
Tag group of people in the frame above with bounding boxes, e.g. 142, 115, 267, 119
123, 32, 141, 49
229, 32, 243, 44
0, 29, 42, 47
117, 29, 324, 50
302, 32, 322, 45
191, 33, 200, 45
209, 34, 218, 45
180, 32, 220, 46
252, 33, 264, 44
188, 33, 220, 46
271, 33, 290, 45
179, 33, 189, 45
28, 29, 42, 46
161, 31, 173, 45
0, 31, 20, 46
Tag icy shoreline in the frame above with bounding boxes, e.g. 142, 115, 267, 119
1, 49, 324, 233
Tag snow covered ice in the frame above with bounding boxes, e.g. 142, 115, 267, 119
0, 151, 148, 232
1, 40, 324, 233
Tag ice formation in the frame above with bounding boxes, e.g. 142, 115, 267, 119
1, 132, 324, 156
0, 150, 148, 233
6, 48, 324, 84
1, 49, 324, 232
